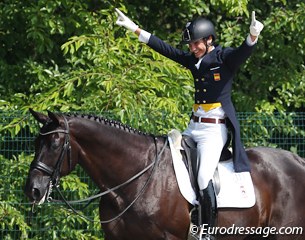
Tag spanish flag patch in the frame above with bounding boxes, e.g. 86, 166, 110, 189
214, 73, 221, 81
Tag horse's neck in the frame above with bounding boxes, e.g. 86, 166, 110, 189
71, 118, 154, 189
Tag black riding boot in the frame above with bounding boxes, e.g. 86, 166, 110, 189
199, 180, 217, 239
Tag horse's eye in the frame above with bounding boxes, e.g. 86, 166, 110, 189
51, 135, 61, 149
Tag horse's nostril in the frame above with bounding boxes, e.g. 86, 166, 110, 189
32, 188, 41, 200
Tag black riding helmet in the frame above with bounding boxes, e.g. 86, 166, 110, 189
181, 17, 216, 44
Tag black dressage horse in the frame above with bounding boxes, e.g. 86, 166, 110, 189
25, 109, 305, 239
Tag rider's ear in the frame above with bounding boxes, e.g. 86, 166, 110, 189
29, 108, 49, 125
47, 111, 60, 126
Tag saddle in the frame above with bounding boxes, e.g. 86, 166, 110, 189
180, 134, 232, 228
168, 129, 232, 226
180, 135, 232, 197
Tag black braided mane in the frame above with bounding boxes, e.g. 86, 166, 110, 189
65, 113, 148, 136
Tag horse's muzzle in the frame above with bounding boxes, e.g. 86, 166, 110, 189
24, 171, 51, 204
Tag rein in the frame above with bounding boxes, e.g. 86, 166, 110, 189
31, 115, 169, 224
55, 137, 168, 224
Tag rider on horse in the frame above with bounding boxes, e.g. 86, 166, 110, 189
115, 8, 264, 239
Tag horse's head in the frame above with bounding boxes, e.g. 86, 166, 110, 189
24, 109, 76, 205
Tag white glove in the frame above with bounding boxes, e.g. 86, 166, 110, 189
115, 8, 139, 32
249, 11, 264, 36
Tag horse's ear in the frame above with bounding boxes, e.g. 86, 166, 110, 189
29, 108, 49, 125
47, 110, 60, 126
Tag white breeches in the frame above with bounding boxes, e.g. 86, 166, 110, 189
183, 107, 227, 190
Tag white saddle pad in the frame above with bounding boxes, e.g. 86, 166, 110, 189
168, 135, 256, 208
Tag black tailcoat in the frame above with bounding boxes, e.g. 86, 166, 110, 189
147, 35, 255, 172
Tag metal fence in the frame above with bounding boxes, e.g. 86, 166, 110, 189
1, 111, 305, 239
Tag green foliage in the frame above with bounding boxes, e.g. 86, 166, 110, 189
0, 153, 31, 239
0, 152, 104, 240
239, 112, 305, 154
1, 0, 305, 135
236, 1, 305, 112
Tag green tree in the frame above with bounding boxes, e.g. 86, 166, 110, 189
1, 0, 304, 129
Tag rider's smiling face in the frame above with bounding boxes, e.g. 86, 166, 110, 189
188, 39, 207, 59
188, 36, 213, 59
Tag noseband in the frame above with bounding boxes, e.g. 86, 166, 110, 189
30, 115, 71, 191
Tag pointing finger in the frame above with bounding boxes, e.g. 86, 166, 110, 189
252, 11, 256, 24
115, 8, 125, 18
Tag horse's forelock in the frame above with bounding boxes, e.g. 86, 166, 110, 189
39, 119, 58, 134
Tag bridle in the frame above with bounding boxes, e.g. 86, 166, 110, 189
31, 116, 71, 184
30, 115, 71, 204
30, 115, 168, 224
